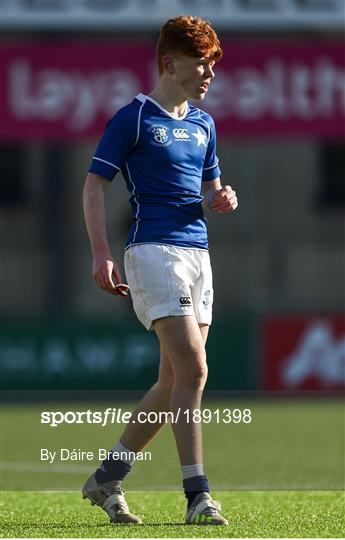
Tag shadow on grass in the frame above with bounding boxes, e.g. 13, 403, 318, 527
2, 521, 191, 530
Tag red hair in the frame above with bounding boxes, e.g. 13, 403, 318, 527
156, 15, 223, 75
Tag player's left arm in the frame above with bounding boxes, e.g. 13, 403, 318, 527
202, 177, 238, 213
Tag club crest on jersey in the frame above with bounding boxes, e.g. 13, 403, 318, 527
149, 124, 172, 147
202, 290, 211, 309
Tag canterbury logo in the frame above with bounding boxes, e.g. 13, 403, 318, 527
173, 128, 190, 140
180, 296, 192, 306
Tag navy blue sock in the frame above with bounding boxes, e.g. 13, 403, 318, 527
183, 474, 209, 508
95, 452, 132, 483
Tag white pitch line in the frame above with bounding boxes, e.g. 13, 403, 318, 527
1, 462, 343, 490
1, 461, 93, 473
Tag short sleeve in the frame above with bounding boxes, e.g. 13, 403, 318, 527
202, 115, 221, 182
88, 105, 138, 181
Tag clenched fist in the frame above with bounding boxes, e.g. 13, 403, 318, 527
210, 185, 238, 213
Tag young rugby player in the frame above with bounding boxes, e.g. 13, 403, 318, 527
83, 15, 238, 525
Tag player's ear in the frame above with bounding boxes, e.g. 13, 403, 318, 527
162, 54, 176, 74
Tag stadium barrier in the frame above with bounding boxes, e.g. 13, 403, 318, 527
0, 316, 256, 391
1, 315, 343, 392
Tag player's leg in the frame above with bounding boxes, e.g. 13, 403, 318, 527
182, 322, 227, 525
82, 347, 174, 523
85, 321, 204, 482
154, 315, 207, 465
120, 347, 174, 450
154, 316, 227, 525
94, 347, 174, 477
102, 324, 208, 457
198, 323, 209, 344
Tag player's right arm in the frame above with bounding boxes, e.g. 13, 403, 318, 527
83, 172, 122, 295
83, 103, 138, 296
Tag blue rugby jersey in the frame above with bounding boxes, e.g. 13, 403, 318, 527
88, 93, 221, 250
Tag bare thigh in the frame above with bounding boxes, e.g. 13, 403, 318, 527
154, 316, 207, 384
199, 323, 209, 345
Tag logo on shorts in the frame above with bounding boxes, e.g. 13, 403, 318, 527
149, 124, 172, 147
173, 128, 190, 141
202, 290, 211, 309
180, 296, 192, 306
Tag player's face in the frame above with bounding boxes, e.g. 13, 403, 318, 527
172, 55, 216, 100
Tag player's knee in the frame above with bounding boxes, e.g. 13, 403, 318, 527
183, 346, 207, 387
179, 361, 208, 391
191, 362, 208, 390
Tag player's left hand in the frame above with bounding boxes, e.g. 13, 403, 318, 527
210, 185, 238, 213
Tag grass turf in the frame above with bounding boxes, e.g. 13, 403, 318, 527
1, 400, 344, 537
1, 490, 344, 538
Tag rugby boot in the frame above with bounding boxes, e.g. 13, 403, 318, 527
185, 492, 229, 525
82, 471, 142, 524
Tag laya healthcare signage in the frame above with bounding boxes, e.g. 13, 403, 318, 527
263, 317, 345, 391
0, 40, 344, 140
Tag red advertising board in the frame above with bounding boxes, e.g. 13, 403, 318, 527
0, 40, 344, 140
263, 317, 345, 391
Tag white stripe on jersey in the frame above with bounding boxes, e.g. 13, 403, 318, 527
203, 159, 219, 171
134, 100, 145, 147
125, 162, 140, 243
92, 156, 121, 170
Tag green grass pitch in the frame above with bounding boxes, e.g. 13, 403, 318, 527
1, 490, 344, 537
1, 398, 344, 537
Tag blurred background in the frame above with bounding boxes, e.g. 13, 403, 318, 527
0, 0, 344, 394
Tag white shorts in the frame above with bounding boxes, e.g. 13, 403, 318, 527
124, 244, 213, 331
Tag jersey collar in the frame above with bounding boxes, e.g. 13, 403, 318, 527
135, 93, 189, 121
